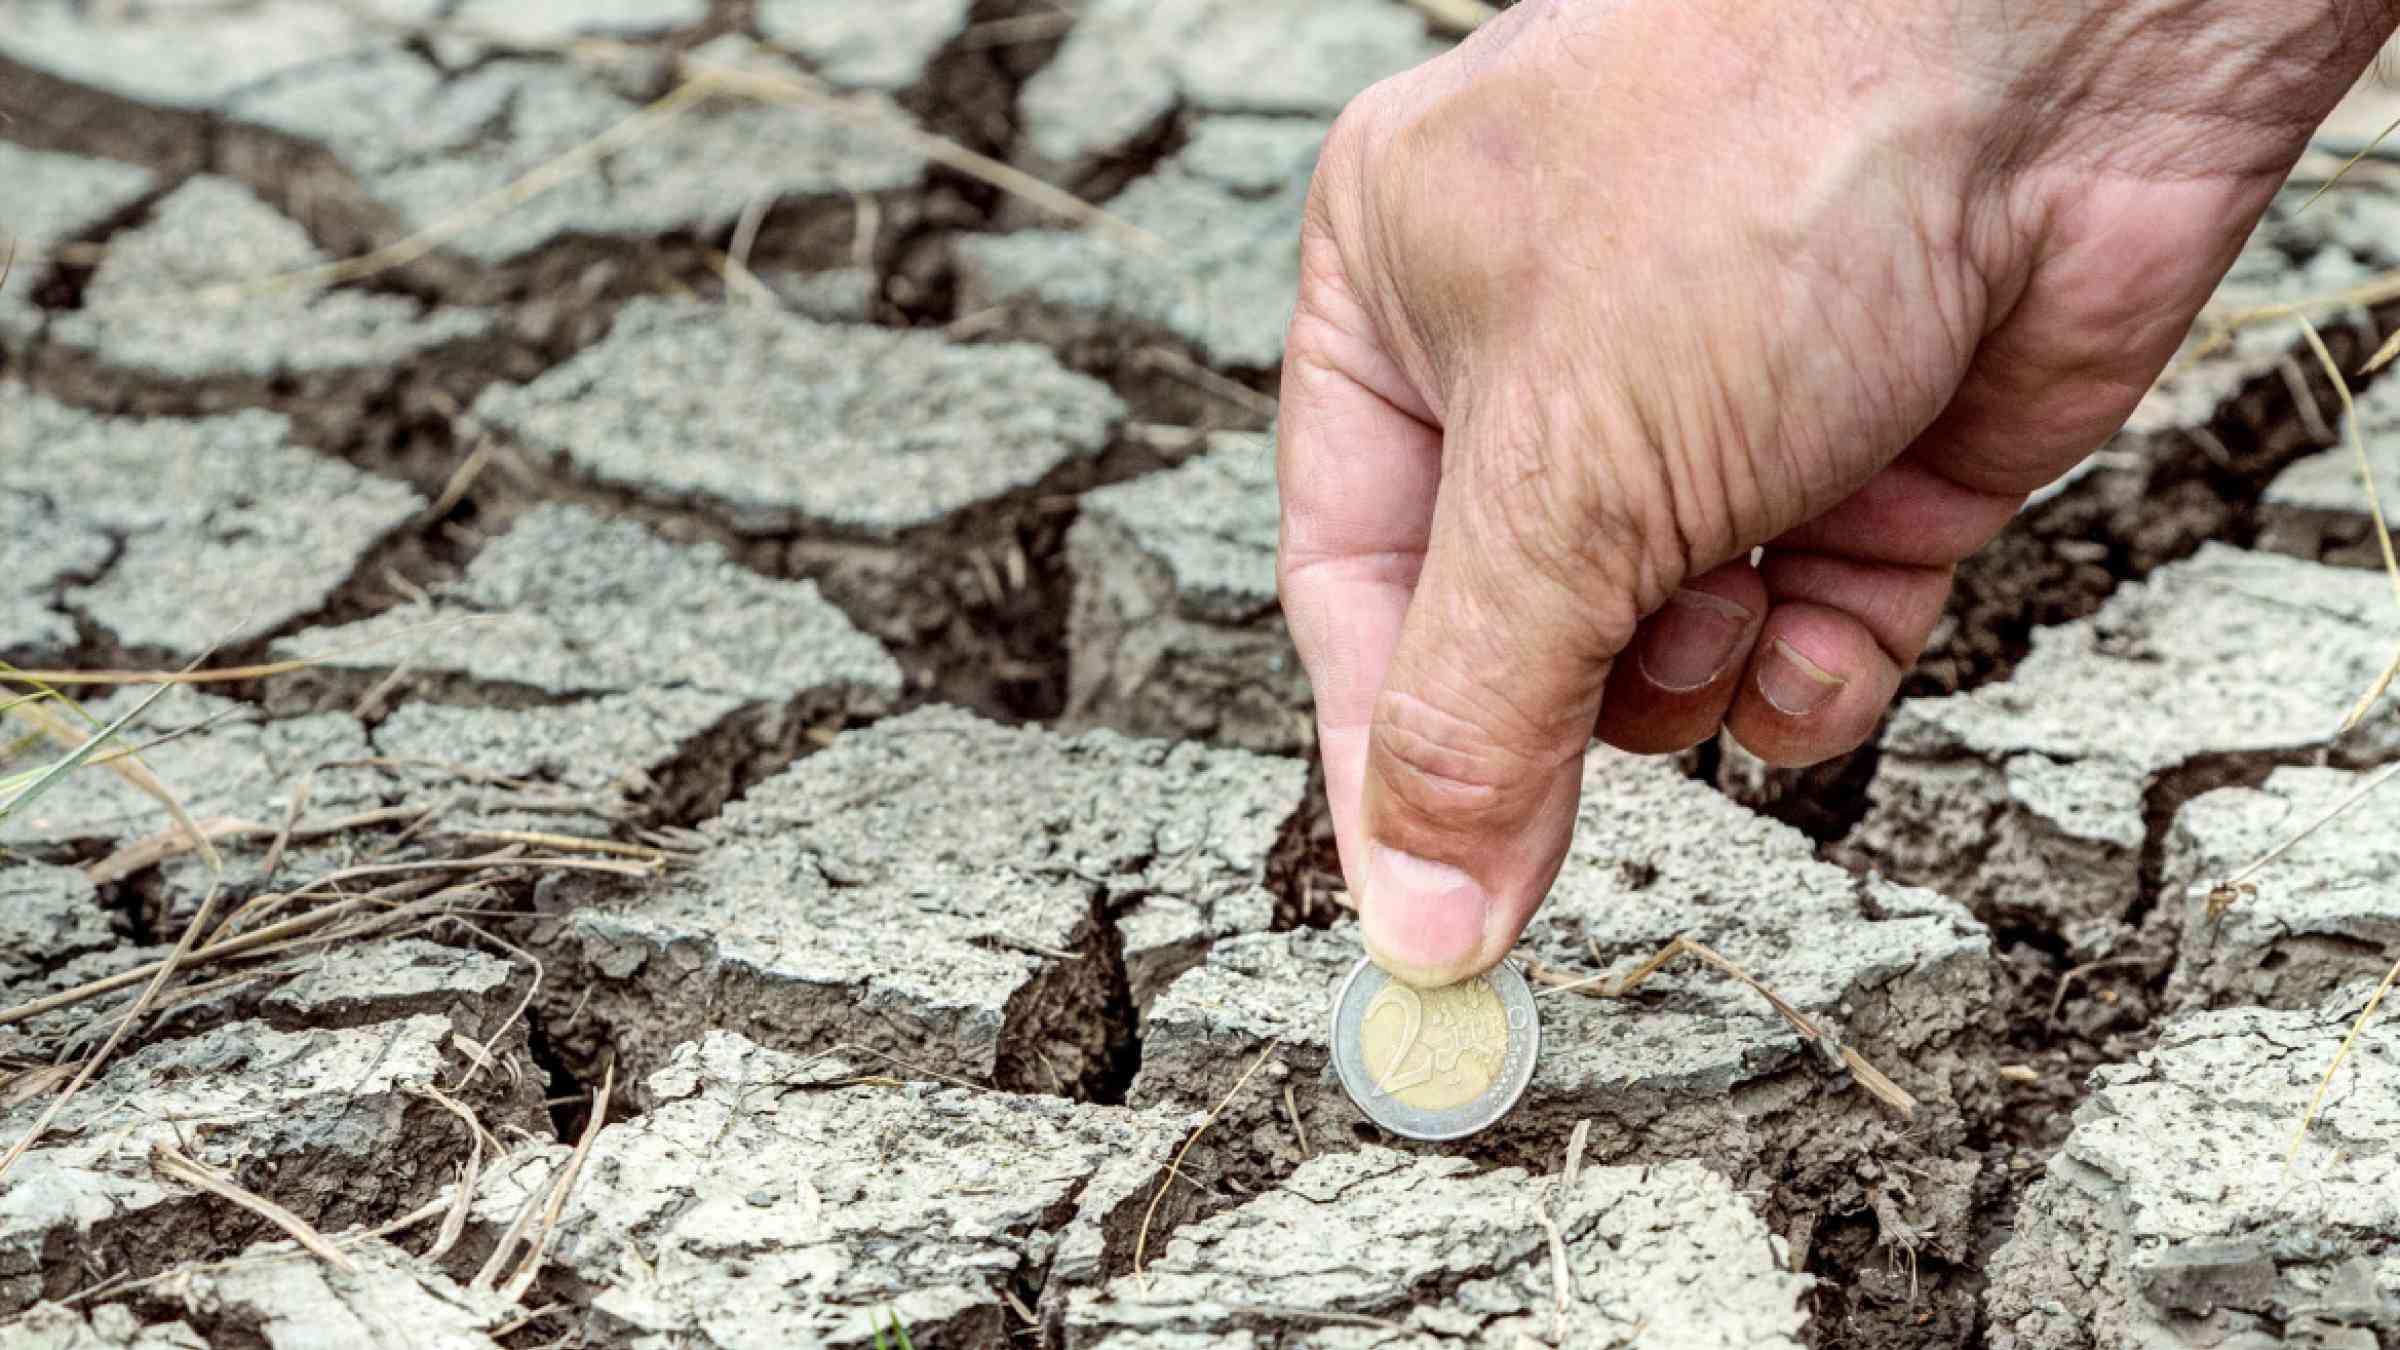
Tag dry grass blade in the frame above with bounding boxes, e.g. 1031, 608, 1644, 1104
1135, 1042, 1281, 1292
440, 917, 544, 1092
682, 57, 1161, 253
2298, 108, 2400, 214
425, 439, 498, 524
62, 969, 277, 1054
2297, 319, 2400, 601
83, 700, 259, 758
501, 1058, 614, 1303
471, 1161, 557, 1294
79, 815, 260, 885
2044, 955, 2159, 1024
0, 896, 355, 1031
2348, 646, 2400, 735
2261, 322, 2400, 1172
2194, 278, 2400, 360
1131, 346, 1278, 419
0, 870, 497, 1031
3, 616, 501, 688
2363, 322, 2400, 376
260, 771, 313, 884
0, 676, 208, 867
0, 687, 59, 719
146, 79, 715, 309
1402, 0, 1497, 33
151, 1144, 358, 1274
410, 1090, 489, 1262
2285, 958, 2400, 1174
1282, 1081, 1310, 1160
1529, 936, 1919, 1118
2290, 318, 2400, 733
416, 1081, 504, 1173
2210, 760, 2400, 921
86, 803, 432, 886
1531, 1180, 1576, 1345
789, 1041, 987, 1092
457, 829, 669, 861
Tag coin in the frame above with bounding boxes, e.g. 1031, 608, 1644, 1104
1329, 955, 1539, 1141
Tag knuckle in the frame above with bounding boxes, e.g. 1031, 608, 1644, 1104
1313, 80, 1394, 215
1460, 385, 1674, 651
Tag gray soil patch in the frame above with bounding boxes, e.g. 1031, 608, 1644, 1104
957, 116, 1321, 392
1063, 1149, 1813, 1349
0, 143, 160, 357
267, 501, 901, 824
0, 1, 438, 173
1062, 430, 1308, 753
525, 704, 1305, 1100
466, 298, 1131, 715
5, 1242, 517, 1349
24, 177, 521, 455
1847, 544, 2400, 955
215, 37, 925, 310
2158, 765, 2400, 1014
0, 940, 541, 1315
757, 0, 974, 93
1984, 993, 2400, 1349
1011, 0, 1439, 182
0, 395, 425, 667
463, 1032, 1195, 1347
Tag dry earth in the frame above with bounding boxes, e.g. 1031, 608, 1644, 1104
4, 4, 2400, 1348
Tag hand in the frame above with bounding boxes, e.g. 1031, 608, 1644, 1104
1278, 0, 2395, 986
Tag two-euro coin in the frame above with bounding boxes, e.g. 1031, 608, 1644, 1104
1329, 955, 1539, 1141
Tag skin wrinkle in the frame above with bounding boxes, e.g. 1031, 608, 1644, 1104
1499, 373, 1682, 630
1290, 237, 1424, 424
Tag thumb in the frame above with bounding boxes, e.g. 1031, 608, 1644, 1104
1357, 421, 1672, 985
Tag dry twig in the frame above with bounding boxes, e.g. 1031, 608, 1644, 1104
1283, 1082, 1310, 1160
1135, 1042, 1280, 1291
1529, 936, 1918, 1118
1531, 1180, 1576, 1345
1563, 1119, 1591, 1187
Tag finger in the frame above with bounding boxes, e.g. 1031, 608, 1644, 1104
1277, 227, 1444, 908
1355, 406, 1670, 986
1595, 560, 1766, 755
1723, 598, 1907, 767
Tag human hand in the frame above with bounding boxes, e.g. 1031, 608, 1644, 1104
1278, 0, 2396, 985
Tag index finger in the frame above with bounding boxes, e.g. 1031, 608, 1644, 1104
1276, 236, 1443, 895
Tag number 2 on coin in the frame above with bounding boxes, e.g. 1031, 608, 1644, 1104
1365, 984, 1431, 1097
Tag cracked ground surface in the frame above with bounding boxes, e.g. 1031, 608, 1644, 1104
5, 4, 2400, 1349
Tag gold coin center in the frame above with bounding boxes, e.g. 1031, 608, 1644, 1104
1357, 974, 1510, 1111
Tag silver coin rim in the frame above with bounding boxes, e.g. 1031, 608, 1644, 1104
1329, 954, 1540, 1142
